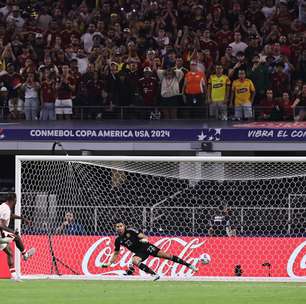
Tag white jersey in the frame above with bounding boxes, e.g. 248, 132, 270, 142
0, 202, 11, 228
0, 203, 11, 249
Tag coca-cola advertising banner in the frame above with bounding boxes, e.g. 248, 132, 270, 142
0, 236, 305, 278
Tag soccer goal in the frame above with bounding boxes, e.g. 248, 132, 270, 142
15, 156, 306, 281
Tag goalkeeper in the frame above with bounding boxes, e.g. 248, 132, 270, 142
101, 220, 198, 281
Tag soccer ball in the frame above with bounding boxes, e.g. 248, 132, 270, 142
199, 253, 211, 265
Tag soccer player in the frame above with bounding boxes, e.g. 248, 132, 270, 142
101, 220, 198, 281
0, 193, 35, 281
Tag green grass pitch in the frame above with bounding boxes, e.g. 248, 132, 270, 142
0, 280, 305, 304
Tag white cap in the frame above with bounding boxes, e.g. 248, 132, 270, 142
0, 86, 8, 92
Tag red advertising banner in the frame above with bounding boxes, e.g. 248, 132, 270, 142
1, 236, 305, 278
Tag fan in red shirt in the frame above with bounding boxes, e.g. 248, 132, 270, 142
45, 20, 60, 48
142, 50, 157, 70
215, 22, 234, 56
271, 62, 290, 98
292, 84, 306, 121
40, 70, 57, 120
199, 30, 219, 62
256, 89, 278, 120
279, 36, 292, 59
138, 67, 158, 115
278, 92, 293, 121
55, 65, 76, 120
17, 46, 33, 68
60, 20, 80, 48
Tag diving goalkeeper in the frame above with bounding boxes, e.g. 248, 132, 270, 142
101, 220, 198, 281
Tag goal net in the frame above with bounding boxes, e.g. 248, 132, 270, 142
15, 156, 306, 281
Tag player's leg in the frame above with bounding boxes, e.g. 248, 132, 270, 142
124, 263, 135, 276
131, 255, 156, 275
157, 250, 198, 272
14, 234, 36, 261
3, 245, 21, 281
132, 255, 160, 281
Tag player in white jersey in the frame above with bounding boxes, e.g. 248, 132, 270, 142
0, 193, 35, 281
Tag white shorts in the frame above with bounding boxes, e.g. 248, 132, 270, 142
55, 99, 73, 115
0, 233, 15, 251
235, 103, 253, 119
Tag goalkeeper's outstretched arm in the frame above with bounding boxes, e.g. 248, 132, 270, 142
102, 250, 119, 267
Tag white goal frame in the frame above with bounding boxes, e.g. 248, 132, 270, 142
15, 155, 306, 282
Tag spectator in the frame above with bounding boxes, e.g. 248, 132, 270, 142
8, 96, 23, 120
220, 46, 236, 72
228, 51, 248, 80
215, 20, 234, 57
55, 64, 75, 120
55, 211, 85, 235
297, 50, 306, 82
199, 29, 219, 62
299, 0, 306, 24
157, 67, 184, 119
208, 206, 234, 237
292, 84, 306, 121
248, 54, 270, 105
40, 70, 56, 120
80, 63, 103, 119
256, 89, 280, 120
0, 86, 9, 119
271, 61, 290, 99
37, 7, 52, 30
6, 6, 25, 31
138, 67, 158, 118
292, 79, 304, 99
0, 0, 303, 122
245, 35, 262, 61
208, 64, 231, 120
279, 92, 293, 120
262, 0, 276, 19
22, 72, 40, 120
231, 69, 255, 120
81, 23, 96, 53
228, 32, 248, 57
183, 61, 206, 119
0, 0, 13, 18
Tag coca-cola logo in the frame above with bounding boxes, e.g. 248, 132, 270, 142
82, 237, 207, 277
287, 241, 306, 278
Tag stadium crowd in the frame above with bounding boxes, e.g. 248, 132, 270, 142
0, 0, 305, 121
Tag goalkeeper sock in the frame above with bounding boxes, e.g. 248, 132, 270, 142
172, 255, 191, 267
138, 263, 156, 275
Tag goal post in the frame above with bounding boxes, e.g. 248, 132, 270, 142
15, 155, 306, 281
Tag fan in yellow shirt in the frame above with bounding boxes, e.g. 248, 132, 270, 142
208, 65, 231, 120
231, 70, 256, 120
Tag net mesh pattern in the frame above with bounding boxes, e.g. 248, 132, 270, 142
18, 159, 306, 277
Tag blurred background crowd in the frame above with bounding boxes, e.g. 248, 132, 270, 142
0, 0, 305, 121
